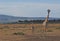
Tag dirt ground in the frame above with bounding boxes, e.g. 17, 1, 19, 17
0, 24, 60, 41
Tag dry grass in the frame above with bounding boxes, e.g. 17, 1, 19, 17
0, 23, 60, 41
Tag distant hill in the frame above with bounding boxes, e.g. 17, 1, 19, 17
0, 15, 60, 23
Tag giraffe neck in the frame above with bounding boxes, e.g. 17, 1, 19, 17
43, 13, 49, 25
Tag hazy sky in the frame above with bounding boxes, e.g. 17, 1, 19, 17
0, 0, 60, 18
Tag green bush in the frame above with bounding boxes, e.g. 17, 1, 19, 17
13, 32, 24, 35
47, 30, 53, 32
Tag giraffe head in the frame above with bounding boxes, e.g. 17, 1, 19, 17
47, 9, 50, 14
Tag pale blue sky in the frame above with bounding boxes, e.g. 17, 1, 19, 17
0, 0, 60, 18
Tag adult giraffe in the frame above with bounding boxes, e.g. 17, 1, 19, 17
42, 9, 51, 32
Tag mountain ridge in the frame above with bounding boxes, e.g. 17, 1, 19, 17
0, 15, 60, 23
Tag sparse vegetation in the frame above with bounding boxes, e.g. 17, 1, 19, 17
0, 28, 3, 29
13, 32, 24, 35
4, 26, 9, 29
0, 26, 9, 29
0, 24, 60, 41
47, 30, 53, 32
56, 27, 60, 29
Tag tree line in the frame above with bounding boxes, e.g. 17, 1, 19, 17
7, 19, 60, 24
17, 19, 60, 24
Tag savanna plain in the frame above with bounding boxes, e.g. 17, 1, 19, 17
0, 23, 60, 41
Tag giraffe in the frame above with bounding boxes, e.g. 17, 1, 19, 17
42, 9, 50, 32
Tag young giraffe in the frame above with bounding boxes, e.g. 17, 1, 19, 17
42, 9, 50, 32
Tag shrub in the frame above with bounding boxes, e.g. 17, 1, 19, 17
56, 27, 60, 29
13, 32, 24, 35
47, 30, 53, 32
